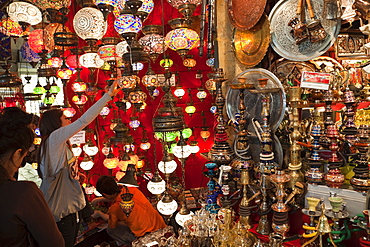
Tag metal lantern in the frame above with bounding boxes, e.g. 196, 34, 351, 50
73, 7, 107, 40
7, 2, 42, 26
114, 14, 142, 34
166, 0, 201, 9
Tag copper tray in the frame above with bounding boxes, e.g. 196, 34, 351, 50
269, 0, 341, 61
228, 0, 267, 30
232, 14, 271, 68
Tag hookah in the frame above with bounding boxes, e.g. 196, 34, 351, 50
249, 78, 282, 235
324, 194, 349, 246
286, 86, 305, 189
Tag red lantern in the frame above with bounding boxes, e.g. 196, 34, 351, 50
28, 29, 52, 54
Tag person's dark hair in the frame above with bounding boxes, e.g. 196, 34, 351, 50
0, 107, 35, 127
0, 108, 35, 183
96, 175, 121, 196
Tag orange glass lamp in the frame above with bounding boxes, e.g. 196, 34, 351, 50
200, 127, 211, 142
28, 29, 52, 54
104, 151, 119, 169
165, 26, 199, 59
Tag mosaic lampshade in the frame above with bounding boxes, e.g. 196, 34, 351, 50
66, 54, 81, 68
79, 53, 105, 68
7, 1, 42, 25
98, 45, 120, 61
138, 33, 166, 60
20, 41, 41, 63
142, 73, 159, 89
166, 0, 201, 9
116, 40, 129, 57
0, 18, 27, 37
73, 7, 107, 40
165, 27, 199, 57
28, 29, 53, 54
33, 0, 71, 10
117, 76, 137, 89
114, 14, 142, 34
56, 67, 74, 80
47, 57, 63, 68
113, 0, 154, 17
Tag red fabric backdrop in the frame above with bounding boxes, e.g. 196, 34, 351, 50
63, 0, 214, 194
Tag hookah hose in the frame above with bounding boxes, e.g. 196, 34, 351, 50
326, 218, 365, 244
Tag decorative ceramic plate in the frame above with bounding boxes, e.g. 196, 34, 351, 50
269, 0, 341, 61
225, 68, 286, 165
228, 0, 267, 30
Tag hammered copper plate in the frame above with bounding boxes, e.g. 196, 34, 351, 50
269, 0, 341, 61
233, 14, 271, 68
228, 0, 267, 30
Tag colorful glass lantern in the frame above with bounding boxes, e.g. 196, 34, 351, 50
185, 104, 196, 115
104, 154, 119, 169
66, 54, 81, 68
28, 29, 52, 54
0, 18, 26, 37
165, 27, 199, 59
33, 0, 71, 10
117, 76, 137, 89
47, 57, 63, 68
200, 128, 210, 141
71, 144, 82, 157
83, 140, 99, 156
157, 192, 178, 215
80, 155, 95, 170
94, 0, 118, 19
43, 92, 55, 105
79, 53, 105, 68
98, 45, 120, 61
7, 1, 42, 26
196, 89, 207, 101
181, 128, 193, 139
72, 94, 88, 108
174, 87, 185, 98
129, 88, 147, 104
20, 42, 41, 63
71, 82, 87, 93
116, 40, 129, 57
100, 106, 110, 118
114, 14, 142, 34
128, 0, 154, 15
56, 67, 74, 80
139, 33, 166, 61
129, 117, 141, 130
62, 107, 76, 118
183, 56, 196, 68
49, 80, 61, 95
73, 7, 107, 40
33, 81, 46, 95
140, 141, 151, 150
142, 73, 159, 90
147, 172, 166, 195
205, 78, 217, 94
158, 157, 177, 174
159, 57, 173, 69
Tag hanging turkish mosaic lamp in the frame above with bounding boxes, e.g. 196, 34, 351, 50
66, 48, 84, 68
79, 52, 105, 69
20, 41, 41, 64
28, 29, 53, 54
98, 44, 120, 62
7, 1, 42, 27
33, 0, 71, 10
165, 18, 199, 59
128, 83, 147, 110
94, 0, 118, 20
166, 0, 201, 11
141, 66, 159, 96
0, 18, 28, 37
114, 13, 142, 45
116, 40, 129, 57
139, 25, 166, 62
127, 0, 154, 21
73, 7, 107, 41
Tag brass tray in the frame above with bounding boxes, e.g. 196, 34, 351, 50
269, 0, 341, 61
228, 0, 267, 30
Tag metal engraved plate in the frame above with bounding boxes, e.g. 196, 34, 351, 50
269, 0, 341, 61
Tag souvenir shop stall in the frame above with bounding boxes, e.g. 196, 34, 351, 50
1, 0, 370, 246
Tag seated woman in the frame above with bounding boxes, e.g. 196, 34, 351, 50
0, 107, 64, 247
